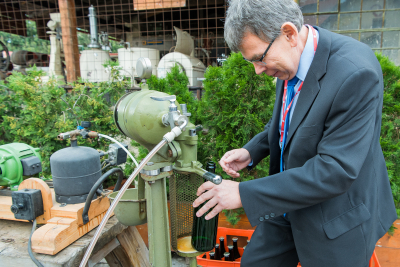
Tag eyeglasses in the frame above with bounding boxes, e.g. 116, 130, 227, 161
243, 37, 276, 66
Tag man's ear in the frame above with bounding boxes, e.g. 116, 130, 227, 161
281, 22, 298, 47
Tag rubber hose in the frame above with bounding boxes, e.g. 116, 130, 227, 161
82, 168, 124, 224
28, 219, 44, 267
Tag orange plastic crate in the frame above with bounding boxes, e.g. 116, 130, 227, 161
196, 227, 253, 266
197, 227, 381, 267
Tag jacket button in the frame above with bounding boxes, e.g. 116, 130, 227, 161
270, 213, 275, 218
264, 215, 269, 220
259, 217, 264, 222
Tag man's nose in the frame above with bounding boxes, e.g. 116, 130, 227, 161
253, 63, 266, 75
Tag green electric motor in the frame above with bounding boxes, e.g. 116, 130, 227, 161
0, 143, 42, 190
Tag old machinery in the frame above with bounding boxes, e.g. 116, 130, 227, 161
0, 40, 10, 72
80, 6, 111, 83
158, 52, 206, 87
0, 143, 42, 191
117, 46, 160, 85
41, 13, 65, 84
80, 58, 221, 267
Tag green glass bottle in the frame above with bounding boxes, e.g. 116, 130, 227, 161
191, 161, 219, 252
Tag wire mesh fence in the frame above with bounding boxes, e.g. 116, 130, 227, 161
0, 0, 399, 83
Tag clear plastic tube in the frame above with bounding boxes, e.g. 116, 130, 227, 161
79, 139, 167, 267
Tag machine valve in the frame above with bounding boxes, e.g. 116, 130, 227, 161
150, 95, 189, 131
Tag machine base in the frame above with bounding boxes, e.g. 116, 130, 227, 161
0, 178, 111, 255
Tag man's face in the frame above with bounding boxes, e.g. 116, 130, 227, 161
241, 32, 300, 80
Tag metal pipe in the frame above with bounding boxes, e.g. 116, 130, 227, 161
87, 5, 100, 49
82, 168, 124, 225
79, 138, 167, 267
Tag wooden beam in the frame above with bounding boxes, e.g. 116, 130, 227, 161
133, 0, 186, 11
58, 0, 80, 82
116, 226, 151, 267
88, 238, 121, 267
105, 245, 133, 267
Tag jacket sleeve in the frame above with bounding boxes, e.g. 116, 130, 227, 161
243, 118, 272, 170
239, 67, 381, 227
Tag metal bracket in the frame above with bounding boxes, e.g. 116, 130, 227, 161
140, 170, 173, 182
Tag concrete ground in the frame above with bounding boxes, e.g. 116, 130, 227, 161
93, 252, 190, 267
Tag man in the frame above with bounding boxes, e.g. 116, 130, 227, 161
193, 0, 397, 266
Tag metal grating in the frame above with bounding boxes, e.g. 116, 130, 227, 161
0, 0, 230, 66
169, 170, 204, 251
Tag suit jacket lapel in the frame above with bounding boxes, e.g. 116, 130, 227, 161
285, 26, 331, 150
270, 79, 284, 139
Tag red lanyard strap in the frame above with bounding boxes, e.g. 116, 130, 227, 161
279, 26, 318, 146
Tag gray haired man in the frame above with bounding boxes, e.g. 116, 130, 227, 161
193, 0, 397, 266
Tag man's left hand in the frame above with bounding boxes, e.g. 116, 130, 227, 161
193, 180, 242, 220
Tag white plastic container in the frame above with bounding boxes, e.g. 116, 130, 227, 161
80, 49, 111, 82
157, 52, 206, 87
117, 47, 160, 79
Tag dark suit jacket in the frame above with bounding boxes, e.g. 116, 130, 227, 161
240, 26, 397, 265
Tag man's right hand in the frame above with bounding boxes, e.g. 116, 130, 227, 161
219, 148, 252, 178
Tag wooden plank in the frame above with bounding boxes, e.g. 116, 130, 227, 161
117, 226, 151, 267
0, 216, 126, 266
0, 178, 53, 223
51, 195, 110, 226
105, 245, 133, 267
0, 195, 26, 222
88, 238, 120, 267
19, 178, 53, 224
58, 0, 80, 82
133, 0, 185, 10
31, 210, 108, 255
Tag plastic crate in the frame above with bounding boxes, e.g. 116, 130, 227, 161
197, 227, 381, 267
196, 227, 253, 267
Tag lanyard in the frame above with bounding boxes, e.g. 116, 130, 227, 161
279, 25, 318, 170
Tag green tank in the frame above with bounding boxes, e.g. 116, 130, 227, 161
114, 89, 179, 150
0, 143, 42, 190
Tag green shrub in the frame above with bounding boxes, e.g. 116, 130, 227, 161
194, 52, 275, 223
0, 66, 127, 178
376, 53, 400, 218
197, 52, 275, 181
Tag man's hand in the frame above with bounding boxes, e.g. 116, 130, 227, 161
219, 148, 252, 178
193, 180, 242, 220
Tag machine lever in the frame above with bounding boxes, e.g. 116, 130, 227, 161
202, 172, 222, 185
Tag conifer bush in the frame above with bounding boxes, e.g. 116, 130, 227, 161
376, 53, 400, 217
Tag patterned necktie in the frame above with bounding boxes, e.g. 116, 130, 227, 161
280, 76, 299, 172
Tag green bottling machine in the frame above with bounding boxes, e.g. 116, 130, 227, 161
80, 58, 222, 267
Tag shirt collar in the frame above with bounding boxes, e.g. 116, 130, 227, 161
295, 25, 319, 81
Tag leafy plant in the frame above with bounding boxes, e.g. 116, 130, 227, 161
0, 65, 127, 179
376, 53, 400, 218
